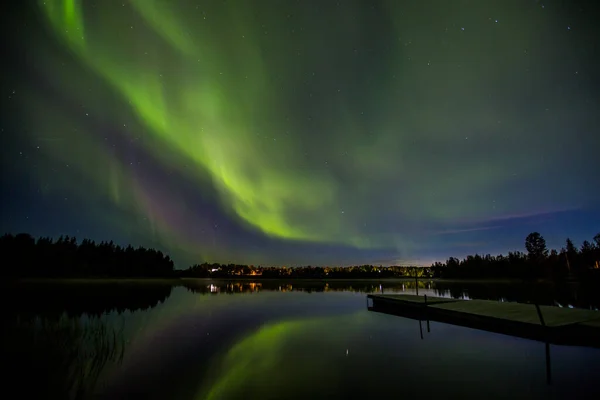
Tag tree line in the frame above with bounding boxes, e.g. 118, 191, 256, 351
0, 233, 174, 278
2, 231, 599, 281
431, 232, 600, 280
179, 263, 429, 279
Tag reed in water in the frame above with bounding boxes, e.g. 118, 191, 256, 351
4, 315, 125, 399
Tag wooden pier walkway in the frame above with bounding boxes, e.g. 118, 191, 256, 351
367, 294, 600, 349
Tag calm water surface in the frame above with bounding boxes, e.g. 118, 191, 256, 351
5, 280, 600, 399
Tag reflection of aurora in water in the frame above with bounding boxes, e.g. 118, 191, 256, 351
9, 284, 600, 399
131, 289, 599, 400
197, 313, 367, 400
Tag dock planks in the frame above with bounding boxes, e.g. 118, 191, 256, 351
430, 300, 599, 327
370, 294, 461, 305
367, 294, 600, 348
580, 319, 600, 328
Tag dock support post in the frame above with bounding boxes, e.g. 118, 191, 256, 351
545, 342, 552, 385
415, 270, 419, 296
535, 303, 552, 385
418, 291, 424, 340
424, 294, 430, 332
534, 304, 546, 327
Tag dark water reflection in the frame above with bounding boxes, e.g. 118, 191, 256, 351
4, 280, 600, 399
183, 279, 600, 310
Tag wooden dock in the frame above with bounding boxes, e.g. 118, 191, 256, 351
367, 294, 600, 349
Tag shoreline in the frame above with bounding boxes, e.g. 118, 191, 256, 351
8, 277, 552, 285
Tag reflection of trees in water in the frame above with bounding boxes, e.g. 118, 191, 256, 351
182, 280, 409, 294
433, 282, 600, 309
182, 280, 438, 295
2, 282, 168, 398
7, 282, 173, 317
12, 279, 597, 313
182, 280, 600, 309
3, 282, 168, 399
4, 315, 125, 399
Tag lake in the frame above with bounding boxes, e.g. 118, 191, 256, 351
4, 279, 600, 399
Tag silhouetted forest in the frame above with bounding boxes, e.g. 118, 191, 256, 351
180, 263, 429, 279
181, 232, 600, 282
0, 233, 174, 278
430, 232, 600, 280
2, 232, 599, 282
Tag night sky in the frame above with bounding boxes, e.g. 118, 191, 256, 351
1, 0, 599, 268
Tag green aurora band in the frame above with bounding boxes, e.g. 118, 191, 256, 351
40, 0, 373, 248
25, 0, 588, 262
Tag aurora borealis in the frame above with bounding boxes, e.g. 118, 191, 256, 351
1, 0, 599, 267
